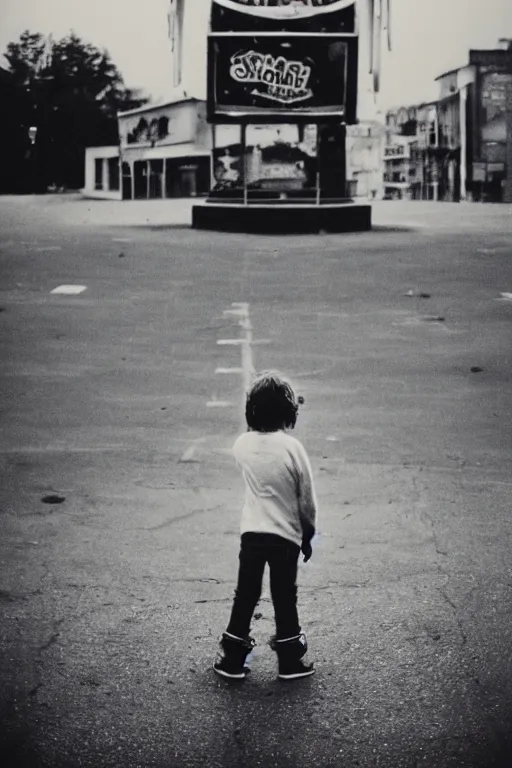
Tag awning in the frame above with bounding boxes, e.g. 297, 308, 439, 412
212, 0, 356, 21
121, 143, 210, 163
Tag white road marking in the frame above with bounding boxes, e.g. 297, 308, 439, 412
112, 238, 132, 243
179, 438, 205, 463
233, 303, 256, 395
215, 367, 243, 374
497, 292, 512, 301
211, 303, 257, 421
35, 246, 62, 252
51, 285, 87, 295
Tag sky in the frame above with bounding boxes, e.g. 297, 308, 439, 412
1, 0, 512, 117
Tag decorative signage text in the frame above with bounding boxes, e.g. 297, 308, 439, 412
229, 50, 313, 104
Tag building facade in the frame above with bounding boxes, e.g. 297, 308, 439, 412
83, 96, 212, 200
84, 95, 384, 201
382, 129, 418, 200
384, 41, 512, 203
346, 121, 386, 199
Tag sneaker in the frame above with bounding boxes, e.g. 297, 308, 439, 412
271, 633, 315, 680
213, 657, 249, 679
213, 633, 255, 679
277, 658, 315, 680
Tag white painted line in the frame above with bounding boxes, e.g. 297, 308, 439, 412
238, 305, 256, 395
112, 238, 132, 243
51, 285, 87, 295
35, 246, 62, 252
179, 438, 205, 463
180, 446, 198, 462
217, 339, 244, 345
497, 293, 512, 301
206, 400, 232, 408
251, 338, 272, 345
215, 367, 243, 374
223, 309, 246, 317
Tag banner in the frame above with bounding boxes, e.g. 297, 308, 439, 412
209, 35, 352, 119
213, 0, 356, 20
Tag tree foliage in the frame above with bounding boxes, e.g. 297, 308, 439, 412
2, 30, 149, 191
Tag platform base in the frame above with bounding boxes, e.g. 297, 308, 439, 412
192, 202, 372, 234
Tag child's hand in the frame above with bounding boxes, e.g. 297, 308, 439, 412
301, 540, 312, 563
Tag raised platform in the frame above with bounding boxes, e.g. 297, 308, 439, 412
192, 201, 372, 234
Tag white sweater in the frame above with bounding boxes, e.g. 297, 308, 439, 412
232, 430, 318, 548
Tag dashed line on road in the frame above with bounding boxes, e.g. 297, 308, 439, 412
215, 367, 243, 374
34, 246, 62, 252
179, 438, 205, 463
211, 303, 258, 429
50, 285, 87, 295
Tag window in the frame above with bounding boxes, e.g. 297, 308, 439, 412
158, 117, 169, 140
108, 158, 120, 191
94, 158, 103, 190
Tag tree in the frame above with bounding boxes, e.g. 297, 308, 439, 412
3, 30, 149, 191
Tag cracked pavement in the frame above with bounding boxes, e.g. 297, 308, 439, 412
0, 196, 511, 767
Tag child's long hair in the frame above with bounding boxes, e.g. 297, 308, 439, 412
245, 371, 302, 432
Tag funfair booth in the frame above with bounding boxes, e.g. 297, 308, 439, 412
192, 0, 390, 233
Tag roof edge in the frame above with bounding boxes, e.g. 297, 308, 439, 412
118, 96, 203, 119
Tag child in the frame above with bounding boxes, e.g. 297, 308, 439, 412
213, 371, 318, 681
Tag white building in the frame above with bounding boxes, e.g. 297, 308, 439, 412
83, 94, 212, 200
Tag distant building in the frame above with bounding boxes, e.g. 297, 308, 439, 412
84, 94, 384, 201
382, 130, 418, 200
83, 93, 212, 200
384, 40, 512, 203
346, 121, 386, 199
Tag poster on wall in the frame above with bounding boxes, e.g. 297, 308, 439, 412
208, 35, 356, 121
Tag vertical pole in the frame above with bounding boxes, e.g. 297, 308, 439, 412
433, 106, 439, 201
315, 125, 320, 206
211, 123, 216, 191
130, 163, 135, 200
241, 123, 247, 206
162, 158, 167, 198
146, 160, 150, 199
504, 80, 512, 203
460, 85, 468, 201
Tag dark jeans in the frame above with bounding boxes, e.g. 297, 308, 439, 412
226, 532, 301, 641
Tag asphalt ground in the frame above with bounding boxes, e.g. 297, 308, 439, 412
0, 197, 511, 768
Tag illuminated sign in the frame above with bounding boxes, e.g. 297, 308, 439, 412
230, 50, 313, 104
213, 0, 356, 19
209, 35, 356, 121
